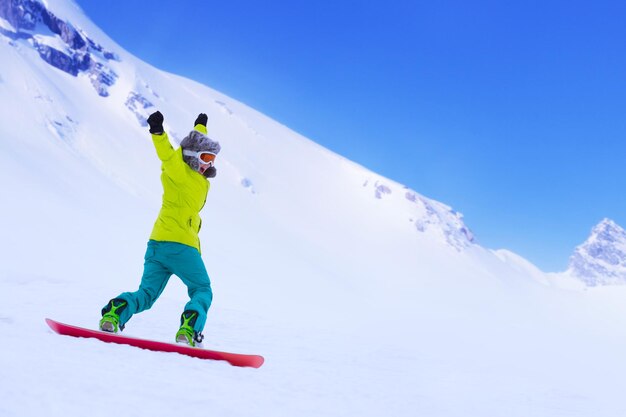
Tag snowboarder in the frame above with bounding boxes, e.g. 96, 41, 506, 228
99, 110, 221, 347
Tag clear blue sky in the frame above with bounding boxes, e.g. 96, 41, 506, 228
76, 0, 626, 271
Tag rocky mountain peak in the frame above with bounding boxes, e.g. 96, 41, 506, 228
568, 218, 626, 286
0, 0, 118, 96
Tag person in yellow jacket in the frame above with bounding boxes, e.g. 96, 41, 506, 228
99, 111, 220, 347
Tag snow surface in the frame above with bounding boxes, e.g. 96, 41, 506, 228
2, 1, 626, 416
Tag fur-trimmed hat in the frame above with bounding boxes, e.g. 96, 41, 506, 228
180, 130, 221, 171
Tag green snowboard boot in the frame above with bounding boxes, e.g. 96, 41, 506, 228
99, 298, 128, 333
175, 310, 204, 347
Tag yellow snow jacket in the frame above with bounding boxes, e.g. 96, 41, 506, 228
149, 125, 210, 252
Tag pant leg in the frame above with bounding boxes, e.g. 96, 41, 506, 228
115, 241, 172, 327
169, 244, 213, 333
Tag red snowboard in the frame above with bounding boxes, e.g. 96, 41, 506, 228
46, 318, 264, 368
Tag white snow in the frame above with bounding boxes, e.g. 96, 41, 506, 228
1, 1, 626, 416
32, 32, 71, 53
0, 16, 15, 32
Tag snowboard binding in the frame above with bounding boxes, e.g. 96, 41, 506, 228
176, 310, 204, 347
99, 298, 128, 333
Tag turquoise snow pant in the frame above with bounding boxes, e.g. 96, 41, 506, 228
111, 240, 213, 333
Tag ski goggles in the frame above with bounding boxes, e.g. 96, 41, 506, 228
183, 150, 216, 167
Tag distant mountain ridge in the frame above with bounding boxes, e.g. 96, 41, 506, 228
567, 218, 626, 286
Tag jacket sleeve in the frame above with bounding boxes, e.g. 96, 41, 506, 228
151, 132, 176, 162
151, 132, 187, 183
194, 124, 208, 135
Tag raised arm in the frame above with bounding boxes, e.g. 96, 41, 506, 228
147, 111, 176, 162
194, 113, 208, 135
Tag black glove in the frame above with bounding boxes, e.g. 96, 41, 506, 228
194, 113, 208, 127
203, 166, 216, 178
147, 111, 164, 134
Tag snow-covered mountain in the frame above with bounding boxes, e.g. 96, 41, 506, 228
567, 218, 626, 286
0, 0, 476, 252
3, 1, 626, 416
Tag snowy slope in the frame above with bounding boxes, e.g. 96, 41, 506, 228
2, 1, 626, 416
